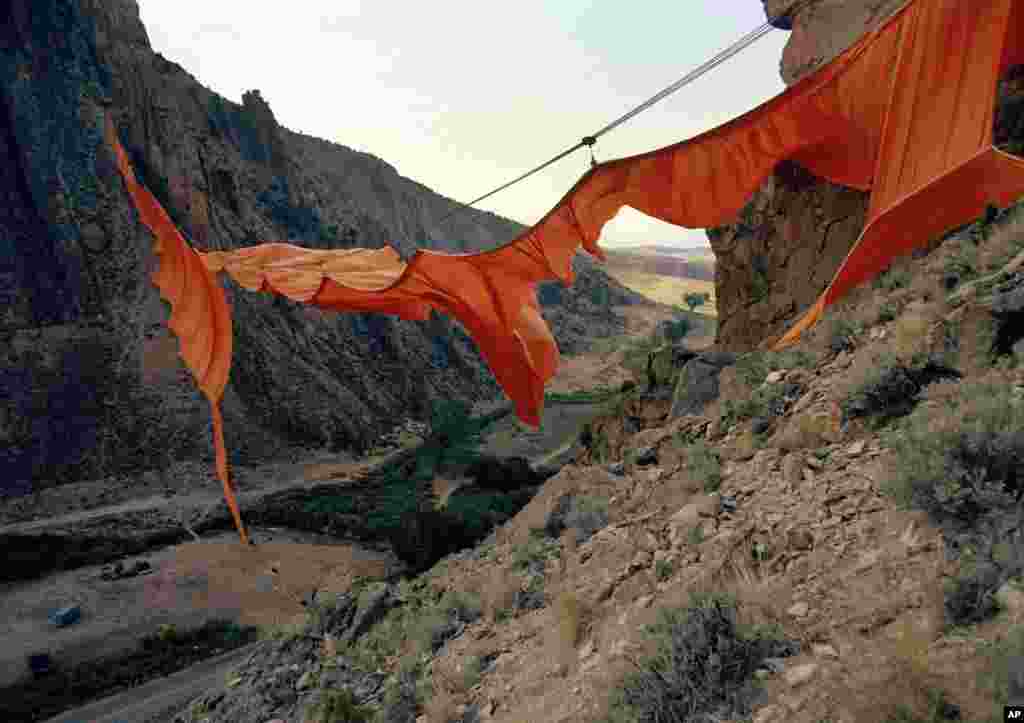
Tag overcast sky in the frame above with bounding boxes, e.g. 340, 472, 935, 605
137, 1, 790, 249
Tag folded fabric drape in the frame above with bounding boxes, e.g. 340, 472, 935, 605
106, 0, 1024, 544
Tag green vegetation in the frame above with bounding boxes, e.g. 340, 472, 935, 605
841, 351, 961, 428
882, 688, 962, 723
601, 592, 793, 723
684, 439, 722, 492
828, 317, 863, 353
749, 267, 770, 303
305, 688, 374, 723
881, 379, 1024, 626
733, 350, 816, 388
687, 525, 705, 546
655, 559, 674, 582
512, 533, 561, 574
684, 291, 712, 312
662, 310, 692, 342
543, 493, 611, 544
873, 266, 913, 292
877, 300, 901, 323
719, 384, 787, 432
545, 386, 618, 404
881, 380, 1024, 528
345, 580, 481, 674
303, 494, 357, 516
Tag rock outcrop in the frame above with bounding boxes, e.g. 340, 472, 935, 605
709, 0, 1024, 351
0, 0, 645, 493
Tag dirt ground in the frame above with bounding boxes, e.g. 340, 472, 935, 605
2, 303, 688, 690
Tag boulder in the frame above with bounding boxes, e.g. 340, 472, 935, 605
670, 352, 738, 418
49, 605, 81, 627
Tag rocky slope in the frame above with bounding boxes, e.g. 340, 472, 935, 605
0, 0, 645, 495
708, 0, 1024, 350
166, 197, 1024, 723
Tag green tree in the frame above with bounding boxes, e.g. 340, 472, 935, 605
684, 291, 711, 312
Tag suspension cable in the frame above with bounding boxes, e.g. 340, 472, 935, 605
439, 10, 793, 225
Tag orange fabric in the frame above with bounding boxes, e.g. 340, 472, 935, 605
106, 117, 248, 546
774, 0, 1024, 347
107, 0, 1024, 544
201, 240, 561, 428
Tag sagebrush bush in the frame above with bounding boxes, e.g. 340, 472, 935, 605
884, 381, 1024, 625
380, 669, 418, 723
829, 317, 862, 353
883, 383, 1024, 527
874, 266, 913, 292
543, 493, 610, 544
604, 593, 795, 723
512, 533, 559, 574
883, 687, 962, 723
305, 688, 374, 723
842, 353, 961, 424
685, 440, 722, 492
878, 300, 900, 323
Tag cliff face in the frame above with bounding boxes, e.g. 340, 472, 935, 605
708, 0, 1024, 350
0, 0, 644, 493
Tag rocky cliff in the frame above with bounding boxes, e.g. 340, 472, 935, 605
708, 0, 1024, 350
0, 0, 645, 494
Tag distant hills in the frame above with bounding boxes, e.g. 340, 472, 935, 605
603, 248, 715, 282
605, 244, 715, 259
600, 246, 717, 311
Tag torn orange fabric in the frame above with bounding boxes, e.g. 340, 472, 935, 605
107, 0, 1024, 545
106, 119, 248, 545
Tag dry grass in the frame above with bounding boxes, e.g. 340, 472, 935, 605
556, 591, 584, 649
603, 268, 717, 313
552, 591, 588, 675
775, 404, 842, 452
890, 307, 936, 362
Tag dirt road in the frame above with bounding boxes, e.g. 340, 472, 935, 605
41, 643, 261, 723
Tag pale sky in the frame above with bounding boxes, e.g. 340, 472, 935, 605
137, 2, 790, 249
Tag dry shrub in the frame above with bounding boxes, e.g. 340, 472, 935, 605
892, 617, 933, 680
890, 302, 944, 362
978, 213, 1024, 272
551, 591, 588, 676
775, 406, 841, 452
723, 428, 756, 461
556, 591, 584, 648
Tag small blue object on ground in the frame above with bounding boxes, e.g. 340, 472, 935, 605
49, 605, 81, 627
27, 653, 51, 676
